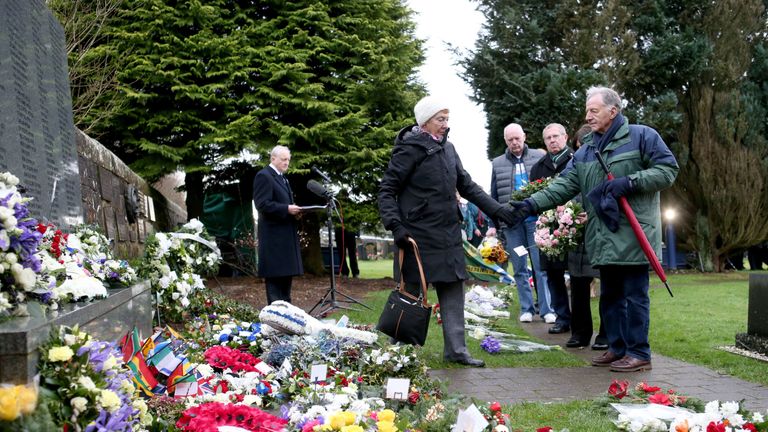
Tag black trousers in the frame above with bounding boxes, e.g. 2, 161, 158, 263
547, 268, 570, 326
265, 276, 292, 304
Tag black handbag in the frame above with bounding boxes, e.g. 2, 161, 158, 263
376, 238, 432, 346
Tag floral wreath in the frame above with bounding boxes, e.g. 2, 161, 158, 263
203, 345, 266, 374
175, 402, 287, 432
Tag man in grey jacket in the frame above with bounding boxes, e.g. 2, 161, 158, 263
487, 124, 554, 324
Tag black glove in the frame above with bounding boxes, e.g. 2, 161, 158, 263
391, 223, 412, 249
495, 199, 536, 226
604, 177, 634, 199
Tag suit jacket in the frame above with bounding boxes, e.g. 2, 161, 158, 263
253, 166, 303, 278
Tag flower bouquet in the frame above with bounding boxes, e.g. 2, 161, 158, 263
0, 172, 43, 318
477, 237, 508, 265
510, 177, 554, 201
534, 200, 587, 260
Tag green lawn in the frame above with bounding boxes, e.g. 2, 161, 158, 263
357, 259, 396, 279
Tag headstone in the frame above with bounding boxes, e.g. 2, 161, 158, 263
0, 0, 82, 229
0, 282, 152, 384
735, 274, 768, 356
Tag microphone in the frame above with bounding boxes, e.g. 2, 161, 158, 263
307, 179, 331, 198
311, 165, 332, 183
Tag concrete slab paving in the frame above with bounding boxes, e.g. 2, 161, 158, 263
429, 319, 768, 412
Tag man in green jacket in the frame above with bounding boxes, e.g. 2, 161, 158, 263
505, 86, 679, 372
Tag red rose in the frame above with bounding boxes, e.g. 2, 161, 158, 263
742, 423, 757, 432
608, 379, 629, 399
648, 392, 672, 406
408, 391, 420, 404
490, 401, 502, 412
706, 422, 727, 432
536, 427, 553, 432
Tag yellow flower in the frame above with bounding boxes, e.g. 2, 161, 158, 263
47, 345, 74, 362
377, 409, 396, 423
377, 420, 398, 432
98, 389, 121, 411
14, 385, 37, 414
340, 426, 364, 432
329, 411, 356, 428
0, 387, 20, 421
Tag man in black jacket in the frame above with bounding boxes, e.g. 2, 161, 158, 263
378, 95, 516, 367
530, 123, 574, 335
253, 145, 303, 304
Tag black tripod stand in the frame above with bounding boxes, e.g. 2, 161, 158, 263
308, 181, 370, 317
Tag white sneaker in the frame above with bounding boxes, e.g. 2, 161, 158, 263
543, 313, 557, 324
519, 312, 533, 323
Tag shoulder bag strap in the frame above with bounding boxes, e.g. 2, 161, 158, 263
397, 238, 430, 307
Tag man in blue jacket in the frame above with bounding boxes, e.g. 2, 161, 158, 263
505, 87, 679, 372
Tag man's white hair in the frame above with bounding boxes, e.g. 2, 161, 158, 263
270, 145, 290, 159
586, 86, 623, 113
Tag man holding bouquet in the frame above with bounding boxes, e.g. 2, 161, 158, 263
504, 87, 679, 372
530, 123, 574, 335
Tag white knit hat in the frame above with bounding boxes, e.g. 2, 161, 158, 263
413, 95, 449, 126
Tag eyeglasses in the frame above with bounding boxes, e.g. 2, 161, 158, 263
544, 134, 562, 141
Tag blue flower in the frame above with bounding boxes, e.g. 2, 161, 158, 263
481, 336, 501, 354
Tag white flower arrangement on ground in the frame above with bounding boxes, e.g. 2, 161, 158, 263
465, 285, 510, 318
139, 218, 222, 321
615, 399, 767, 432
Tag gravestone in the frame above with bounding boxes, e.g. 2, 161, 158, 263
735, 274, 768, 356
0, 0, 82, 229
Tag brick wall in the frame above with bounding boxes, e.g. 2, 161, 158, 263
76, 129, 187, 258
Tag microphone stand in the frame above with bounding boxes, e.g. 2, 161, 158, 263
309, 180, 370, 317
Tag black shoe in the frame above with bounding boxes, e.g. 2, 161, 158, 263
548, 323, 570, 334
591, 339, 609, 350
565, 337, 590, 348
446, 356, 485, 367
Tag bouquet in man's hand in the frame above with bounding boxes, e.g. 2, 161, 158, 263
477, 237, 508, 265
509, 177, 554, 201
534, 201, 587, 260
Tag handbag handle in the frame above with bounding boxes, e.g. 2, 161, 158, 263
397, 238, 430, 307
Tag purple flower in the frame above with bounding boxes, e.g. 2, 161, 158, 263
480, 336, 501, 354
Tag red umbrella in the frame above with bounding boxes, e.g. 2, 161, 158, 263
594, 151, 673, 297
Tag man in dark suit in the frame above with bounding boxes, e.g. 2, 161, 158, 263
253, 145, 303, 304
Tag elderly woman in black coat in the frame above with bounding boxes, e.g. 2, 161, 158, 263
378, 96, 516, 367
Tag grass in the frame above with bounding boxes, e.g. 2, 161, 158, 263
504, 400, 615, 431
357, 259, 396, 279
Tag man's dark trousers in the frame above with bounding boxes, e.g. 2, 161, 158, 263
265, 276, 292, 304
599, 265, 650, 360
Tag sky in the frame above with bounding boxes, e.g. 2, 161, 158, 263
406, 0, 493, 192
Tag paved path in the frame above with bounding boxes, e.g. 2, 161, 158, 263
429, 320, 768, 412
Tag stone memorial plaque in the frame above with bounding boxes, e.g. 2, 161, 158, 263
0, 0, 82, 229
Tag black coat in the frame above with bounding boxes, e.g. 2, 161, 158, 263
253, 166, 303, 278
379, 125, 503, 284
529, 148, 573, 271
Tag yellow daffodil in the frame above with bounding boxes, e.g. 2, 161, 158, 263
340, 426, 364, 432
